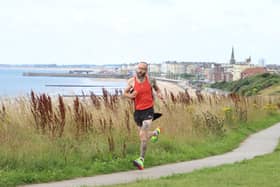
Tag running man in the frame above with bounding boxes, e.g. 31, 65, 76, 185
124, 61, 164, 170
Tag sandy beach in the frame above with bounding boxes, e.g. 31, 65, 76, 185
157, 80, 198, 97
91, 78, 185, 95
156, 80, 185, 95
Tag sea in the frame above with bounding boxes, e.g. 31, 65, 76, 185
0, 68, 127, 98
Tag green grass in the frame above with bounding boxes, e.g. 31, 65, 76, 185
109, 138, 280, 187
1, 115, 280, 187
1, 93, 280, 187
259, 84, 280, 96
211, 73, 280, 96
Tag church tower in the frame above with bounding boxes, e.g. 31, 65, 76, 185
230, 47, 236, 64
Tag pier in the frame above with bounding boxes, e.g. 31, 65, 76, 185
22, 72, 129, 79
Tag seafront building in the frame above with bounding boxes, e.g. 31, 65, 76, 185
117, 47, 277, 83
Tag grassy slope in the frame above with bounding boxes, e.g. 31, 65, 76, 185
109, 120, 280, 187
111, 144, 280, 187
210, 73, 280, 96
2, 115, 280, 187
259, 84, 280, 96
1, 93, 279, 187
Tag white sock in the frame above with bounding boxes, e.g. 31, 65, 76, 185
153, 130, 159, 136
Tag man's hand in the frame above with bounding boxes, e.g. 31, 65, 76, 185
128, 91, 137, 99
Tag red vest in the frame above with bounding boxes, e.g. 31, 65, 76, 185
134, 76, 153, 110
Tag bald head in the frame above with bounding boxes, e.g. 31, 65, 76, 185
138, 62, 148, 70
136, 62, 148, 80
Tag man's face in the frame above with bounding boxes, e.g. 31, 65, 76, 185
136, 63, 147, 78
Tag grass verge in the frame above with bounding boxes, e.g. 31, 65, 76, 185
1, 115, 280, 187
109, 129, 280, 187
0, 92, 280, 187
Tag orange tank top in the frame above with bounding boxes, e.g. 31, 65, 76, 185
134, 76, 153, 110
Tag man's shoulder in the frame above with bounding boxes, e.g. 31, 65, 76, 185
148, 77, 156, 86
127, 77, 135, 86
149, 77, 156, 82
127, 77, 135, 82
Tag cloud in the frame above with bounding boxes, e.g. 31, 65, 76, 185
0, 0, 279, 64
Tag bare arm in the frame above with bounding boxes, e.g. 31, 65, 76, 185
150, 78, 164, 100
123, 78, 137, 99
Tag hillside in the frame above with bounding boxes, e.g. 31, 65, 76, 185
210, 73, 280, 96
258, 84, 280, 96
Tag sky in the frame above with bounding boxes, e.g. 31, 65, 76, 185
0, 0, 279, 65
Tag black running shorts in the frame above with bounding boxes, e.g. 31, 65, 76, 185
134, 107, 154, 127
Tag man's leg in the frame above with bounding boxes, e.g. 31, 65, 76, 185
134, 114, 160, 170
133, 119, 152, 170
139, 120, 161, 155
139, 119, 152, 159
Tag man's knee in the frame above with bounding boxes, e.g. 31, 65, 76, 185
142, 120, 152, 130
138, 120, 152, 141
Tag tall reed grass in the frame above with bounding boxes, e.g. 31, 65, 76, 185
0, 89, 279, 186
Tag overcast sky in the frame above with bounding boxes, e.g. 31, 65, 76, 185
0, 0, 279, 65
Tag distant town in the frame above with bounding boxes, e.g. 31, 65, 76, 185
1, 47, 280, 85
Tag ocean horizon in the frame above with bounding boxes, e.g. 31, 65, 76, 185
0, 68, 126, 98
